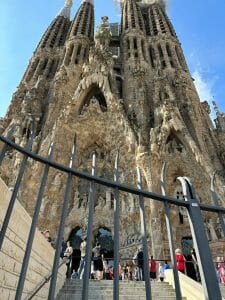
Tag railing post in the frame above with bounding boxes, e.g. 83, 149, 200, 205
82, 152, 97, 300
0, 126, 35, 250
113, 151, 120, 300
160, 163, 182, 300
178, 177, 222, 300
210, 173, 225, 237
48, 139, 76, 300
136, 167, 151, 300
15, 143, 54, 300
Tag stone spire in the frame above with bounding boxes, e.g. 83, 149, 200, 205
213, 100, 225, 131
58, 0, 73, 19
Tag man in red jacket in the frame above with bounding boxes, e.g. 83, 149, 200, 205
175, 249, 186, 273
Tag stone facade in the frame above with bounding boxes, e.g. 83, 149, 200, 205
0, 178, 66, 299
1, 0, 225, 260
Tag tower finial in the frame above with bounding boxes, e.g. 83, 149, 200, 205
212, 99, 220, 116
58, 0, 73, 19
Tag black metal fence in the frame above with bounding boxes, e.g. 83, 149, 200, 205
0, 125, 225, 300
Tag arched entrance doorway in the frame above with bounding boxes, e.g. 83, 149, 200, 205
95, 227, 114, 266
69, 226, 83, 272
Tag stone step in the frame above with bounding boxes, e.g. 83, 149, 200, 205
55, 279, 187, 300
56, 295, 181, 300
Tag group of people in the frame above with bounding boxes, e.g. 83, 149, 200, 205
69, 242, 170, 282
133, 246, 170, 282
60, 238, 203, 283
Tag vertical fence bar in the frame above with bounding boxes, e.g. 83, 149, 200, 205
210, 173, 225, 237
15, 143, 54, 300
160, 163, 182, 300
136, 167, 151, 300
178, 177, 222, 300
82, 152, 97, 300
0, 127, 35, 250
113, 152, 120, 300
48, 140, 76, 300
0, 124, 17, 166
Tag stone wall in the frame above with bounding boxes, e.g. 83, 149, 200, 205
0, 177, 66, 300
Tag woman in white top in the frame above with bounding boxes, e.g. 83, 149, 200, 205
159, 263, 165, 282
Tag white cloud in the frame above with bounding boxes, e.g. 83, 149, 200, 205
192, 70, 216, 119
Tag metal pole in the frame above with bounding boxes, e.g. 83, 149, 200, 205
82, 152, 96, 300
48, 140, 76, 300
178, 177, 222, 300
160, 163, 182, 300
113, 152, 120, 300
0, 124, 17, 166
0, 128, 35, 250
136, 167, 151, 300
15, 144, 54, 300
210, 173, 225, 237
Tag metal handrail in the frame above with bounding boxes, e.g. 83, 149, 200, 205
25, 259, 66, 300
1, 134, 225, 214
1, 133, 225, 300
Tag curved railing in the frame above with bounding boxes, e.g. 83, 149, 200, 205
0, 126, 225, 300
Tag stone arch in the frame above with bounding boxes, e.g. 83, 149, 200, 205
72, 73, 114, 114
78, 84, 108, 114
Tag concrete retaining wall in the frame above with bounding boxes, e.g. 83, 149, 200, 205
0, 177, 66, 299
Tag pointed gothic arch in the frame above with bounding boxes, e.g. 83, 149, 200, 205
78, 84, 108, 114
72, 73, 114, 117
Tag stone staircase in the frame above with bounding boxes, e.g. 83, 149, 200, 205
56, 279, 187, 300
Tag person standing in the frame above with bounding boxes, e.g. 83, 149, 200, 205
92, 242, 103, 280
159, 263, 165, 282
175, 249, 186, 274
149, 256, 157, 281
60, 237, 67, 259
64, 241, 73, 278
78, 237, 87, 279
163, 261, 170, 270
137, 246, 144, 281
218, 260, 225, 284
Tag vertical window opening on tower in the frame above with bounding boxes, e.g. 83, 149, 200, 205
141, 40, 146, 60
149, 47, 155, 68
130, 2, 136, 28
26, 58, 40, 82
75, 45, 82, 64
65, 44, 74, 66
40, 59, 48, 75
88, 10, 94, 37
134, 38, 137, 50
166, 44, 175, 68
149, 7, 158, 36
47, 60, 57, 79
158, 44, 166, 69
137, 7, 144, 31
125, 3, 128, 30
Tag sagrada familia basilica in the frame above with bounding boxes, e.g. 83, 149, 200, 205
0, 0, 225, 260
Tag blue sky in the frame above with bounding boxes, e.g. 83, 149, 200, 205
0, 0, 224, 118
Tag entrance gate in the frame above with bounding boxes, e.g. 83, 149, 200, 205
0, 126, 225, 300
